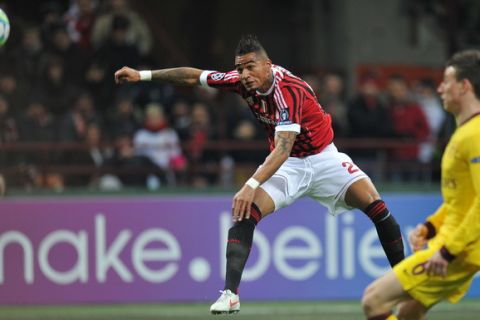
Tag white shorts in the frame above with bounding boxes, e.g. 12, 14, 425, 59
260, 143, 369, 216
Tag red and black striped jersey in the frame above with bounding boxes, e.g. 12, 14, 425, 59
199, 65, 333, 157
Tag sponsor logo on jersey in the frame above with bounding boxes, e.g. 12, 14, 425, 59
256, 113, 276, 125
471, 156, 480, 163
211, 73, 226, 81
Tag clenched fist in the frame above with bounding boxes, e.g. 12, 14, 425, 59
114, 66, 140, 84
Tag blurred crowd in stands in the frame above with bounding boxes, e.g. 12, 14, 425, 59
0, 0, 454, 192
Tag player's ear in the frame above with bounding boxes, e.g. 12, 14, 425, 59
462, 78, 473, 95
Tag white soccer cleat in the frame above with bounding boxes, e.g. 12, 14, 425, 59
210, 290, 240, 315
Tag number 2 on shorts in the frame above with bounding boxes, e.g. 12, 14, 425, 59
342, 161, 359, 174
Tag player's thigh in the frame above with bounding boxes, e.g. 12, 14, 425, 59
259, 158, 309, 213
363, 270, 409, 308
307, 145, 368, 215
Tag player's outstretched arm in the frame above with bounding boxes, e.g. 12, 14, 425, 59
114, 66, 203, 86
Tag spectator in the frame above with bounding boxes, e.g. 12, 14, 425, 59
106, 134, 159, 187
414, 78, 447, 164
0, 71, 26, 115
232, 119, 267, 164
0, 95, 20, 184
18, 100, 57, 143
319, 73, 349, 137
39, 1, 66, 50
93, 14, 141, 102
170, 100, 192, 141
16, 100, 60, 188
347, 76, 395, 180
59, 92, 100, 143
64, 0, 98, 50
133, 103, 186, 186
107, 96, 141, 139
92, 0, 152, 57
186, 102, 220, 187
348, 76, 394, 139
0, 95, 18, 146
44, 24, 91, 86
386, 75, 430, 181
34, 56, 78, 117
11, 27, 44, 93
68, 122, 112, 187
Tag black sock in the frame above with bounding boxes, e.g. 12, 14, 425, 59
224, 204, 261, 293
364, 200, 404, 267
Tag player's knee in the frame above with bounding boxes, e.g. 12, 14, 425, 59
345, 178, 380, 209
361, 284, 379, 315
396, 303, 427, 320
362, 283, 388, 315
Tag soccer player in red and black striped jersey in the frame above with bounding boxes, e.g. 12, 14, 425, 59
115, 34, 404, 315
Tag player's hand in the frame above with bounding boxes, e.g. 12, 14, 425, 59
425, 250, 449, 277
114, 66, 140, 84
232, 184, 256, 222
408, 223, 428, 252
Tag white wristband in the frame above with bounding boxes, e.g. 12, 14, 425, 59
139, 70, 152, 81
245, 178, 260, 189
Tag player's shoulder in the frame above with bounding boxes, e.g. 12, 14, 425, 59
454, 115, 480, 153
274, 65, 305, 86
459, 114, 480, 137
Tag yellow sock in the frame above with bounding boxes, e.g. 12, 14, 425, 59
386, 314, 398, 320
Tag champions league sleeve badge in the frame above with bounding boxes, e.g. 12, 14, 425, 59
211, 73, 226, 81
278, 109, 292, 125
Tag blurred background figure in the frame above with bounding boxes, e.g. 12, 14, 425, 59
105, 134, 158, 187
185, 102, 217, 188
0, 94, 18, 146
414, 78, 447, 164
59, 92, 100, 143
34, 56, 79, 117
10, 27, 44, 94
133, 103, 186, 187
347, 76, 394, 180
170, 100, 191, 141
107, 95, 141, 140
64, 0, 98, 50
386, 75, 430, 182
92, 0, 152, 58
319, 72, 349, 137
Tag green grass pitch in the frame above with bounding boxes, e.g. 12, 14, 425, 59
0, 299, 479, 320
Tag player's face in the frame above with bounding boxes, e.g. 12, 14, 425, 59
438, 66, 464, 113
235, 52, 272, 91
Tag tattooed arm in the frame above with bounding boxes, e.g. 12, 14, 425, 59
231, 130, 297, 221
114, 66, 203, 86
251, 130, 297, 184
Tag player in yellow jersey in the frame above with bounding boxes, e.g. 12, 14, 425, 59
362, 49, 480, 320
